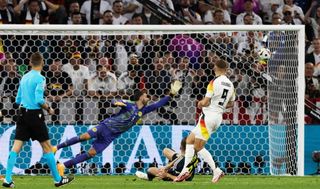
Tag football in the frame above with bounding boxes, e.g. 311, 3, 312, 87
258, 48, 272, 61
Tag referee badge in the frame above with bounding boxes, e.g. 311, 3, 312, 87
138, 111, 142, 117
92, 127, 97, 132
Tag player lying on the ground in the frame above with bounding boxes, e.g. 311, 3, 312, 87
174, 59, 235, 183
53, 81, 182, 176
135, 137, 198, 181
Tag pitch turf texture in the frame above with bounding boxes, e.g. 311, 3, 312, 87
4, 175, 320, 189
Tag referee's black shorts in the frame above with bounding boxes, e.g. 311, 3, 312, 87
15, 108, 49, 142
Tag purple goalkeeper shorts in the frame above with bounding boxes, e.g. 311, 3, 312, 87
87, 124, 121, 154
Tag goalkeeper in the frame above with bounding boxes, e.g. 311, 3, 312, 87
53, 81, 182, 176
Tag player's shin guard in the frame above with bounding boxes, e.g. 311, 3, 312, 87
5, 151, 17, 183
197, 148, 216, 171
57, 136, 81, 150
64, 152, 92, 168
43, 152, 62, 183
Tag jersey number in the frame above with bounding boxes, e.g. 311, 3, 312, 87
218, 89, 229, 106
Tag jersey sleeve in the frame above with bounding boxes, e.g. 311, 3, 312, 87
35, 77, 46, 106
143, 96, 170, 114
205, 80, 214, 98
15, 83, 22, 105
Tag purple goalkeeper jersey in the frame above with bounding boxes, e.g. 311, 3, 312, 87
99, 96, 171, 134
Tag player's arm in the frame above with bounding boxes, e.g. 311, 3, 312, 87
198, 80, 214, 109
144, 96, 171, 114
225, 90, 236, 109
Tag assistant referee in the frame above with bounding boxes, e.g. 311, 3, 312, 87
2, 52, 74, 188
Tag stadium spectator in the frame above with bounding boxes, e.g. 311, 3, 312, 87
305, 1, 320, 40
281, 5, 301, 25
243, 13, 254, 25
80, 0, 111, 24
62, 51, 90, 124
232, 0, 260, 15
235, 0, 262, 25
306, 38, 320, 65
112, 35, 129, 75
45, 59, 73, 124
0, 0, 15, 24
170, 57, 196, 95
237, 31, 262, 57
305, 62, 320, 99
205, 9, 225, 25
141, 7, 161, 24
174, 0, 202, 24
203, 0, 231, 24
0, 60, 20, 123
112, 0, 128, 25
121, 0, 142, 20
261, 0, 281, 24
14, 0, 60, 24
271, 12, 282, 25
276, 0, 304, 25
88, 65, 117, 120
70, 11, 82, 24
102, 9, 113, 24
145, 57, 178, 124
118, 64, 141, 97
130, 12, 143, 24
65, 0, 87, 24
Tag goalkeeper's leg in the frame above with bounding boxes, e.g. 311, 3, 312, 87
57, 127, 118, 176
53, 128, 97, 153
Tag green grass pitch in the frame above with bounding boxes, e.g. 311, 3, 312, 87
4, 175, 320, 189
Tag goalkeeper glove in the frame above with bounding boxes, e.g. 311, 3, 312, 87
170, 80, 182, 97
114, 101, 127, 107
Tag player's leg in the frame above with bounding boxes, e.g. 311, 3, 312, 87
41, 140, 63, 183
59, 127, 118, 175
3, 140, 24, 187
162, 148, 177, 162
194, 114, 224, 183
41, 140, 75, 187
4, 109, 28, 188
173, 133, 196, 182
54, 125, 101, 153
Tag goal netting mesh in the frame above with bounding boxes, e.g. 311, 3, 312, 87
0, 25, 304, 176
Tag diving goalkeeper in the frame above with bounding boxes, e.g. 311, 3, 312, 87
53, 81, 182, 176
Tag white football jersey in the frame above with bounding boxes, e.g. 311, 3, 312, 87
202, 75, 235, 114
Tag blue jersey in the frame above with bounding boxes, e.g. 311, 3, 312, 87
15, 70, 46, 109
100, 96, 171, 134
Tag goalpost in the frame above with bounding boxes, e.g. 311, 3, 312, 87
0, 25, 304, 176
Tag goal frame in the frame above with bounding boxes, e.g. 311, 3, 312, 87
0, 24, 305, 176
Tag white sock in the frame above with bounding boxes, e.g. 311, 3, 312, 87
198, 148, 216, 171
183, 144, 195, 170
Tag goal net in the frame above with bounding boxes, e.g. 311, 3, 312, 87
0, 25, 304, 176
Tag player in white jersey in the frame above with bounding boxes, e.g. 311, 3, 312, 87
174, 59, 235, 183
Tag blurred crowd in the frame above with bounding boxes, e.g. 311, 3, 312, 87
0, 0, 317, 124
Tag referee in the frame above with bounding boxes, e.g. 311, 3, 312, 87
2, 52, 74, 188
